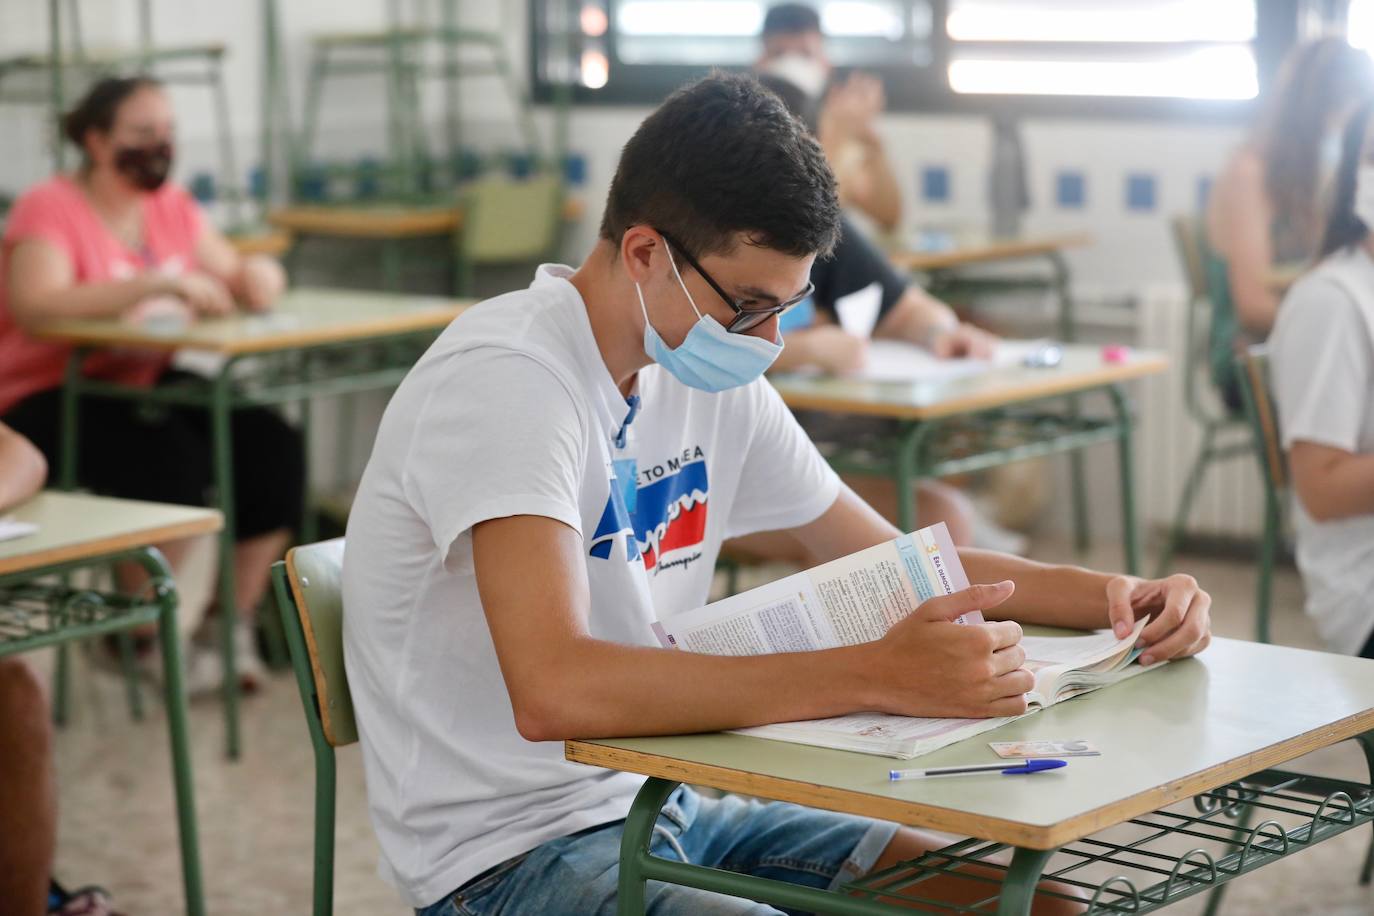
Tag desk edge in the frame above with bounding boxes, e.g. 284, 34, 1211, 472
566, 706, 1374, 850
0, 515, 223, 578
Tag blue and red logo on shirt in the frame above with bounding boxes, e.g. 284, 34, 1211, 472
590, 447, 709, 573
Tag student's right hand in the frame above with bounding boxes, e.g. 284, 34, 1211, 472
870, 581, 1033, 719
804, 325, 869, 374
168, 271, 235, 316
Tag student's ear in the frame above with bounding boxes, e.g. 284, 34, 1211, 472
620, 226, 662, 286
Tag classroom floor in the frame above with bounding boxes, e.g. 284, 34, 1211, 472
48, 541, 1374, 915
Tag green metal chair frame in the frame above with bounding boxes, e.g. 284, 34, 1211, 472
1155, 215, 1256, 576
1232, 347, 1285, 644
452, 173, 566, 296
270, 539, 356, 916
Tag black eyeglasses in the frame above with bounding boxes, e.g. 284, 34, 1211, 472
658, 231, 814, 334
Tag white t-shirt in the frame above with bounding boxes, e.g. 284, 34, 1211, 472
1270, 244, 1374, 654
342, 264, 841, 907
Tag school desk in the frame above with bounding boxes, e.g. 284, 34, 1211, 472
568, 636, 1374, 915
770, 345, 1167, 574
32, 287, 474, 758
0, 492, 221, 916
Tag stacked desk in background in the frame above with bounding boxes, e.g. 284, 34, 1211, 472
0, 493, 221, 916
570, 637, 1374, 916
771, 345, 1167, 575
33, 287, 474, 758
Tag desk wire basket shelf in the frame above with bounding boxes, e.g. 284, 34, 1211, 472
845, 769, 1374, 913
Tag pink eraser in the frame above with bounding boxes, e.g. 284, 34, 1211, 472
1101, 345, 1130, 363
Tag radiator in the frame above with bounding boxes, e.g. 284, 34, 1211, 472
1134, 285, 1266, 540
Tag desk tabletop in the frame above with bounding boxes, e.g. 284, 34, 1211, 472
267, 197, 586, 239
567, 638, 1374, 850
30, 286, 475, 356
0, 492, 221, 578
770, 345, 1167, 421
889, 233, 1092, 272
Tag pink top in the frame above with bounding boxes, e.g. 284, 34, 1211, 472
0, 176, 206, 415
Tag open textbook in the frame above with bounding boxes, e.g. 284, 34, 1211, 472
653, 524, 1157, 759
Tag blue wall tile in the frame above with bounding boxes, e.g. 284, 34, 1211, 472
922, 165, 950, 203
1126, 173, 1156, 212
1196, 175, 1214, 211
1056, 170, 1085, 208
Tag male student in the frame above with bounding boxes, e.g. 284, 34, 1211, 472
343, 74, 1212, 915
757, 2, 904, 233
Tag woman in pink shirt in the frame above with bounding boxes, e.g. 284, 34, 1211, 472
0, 76, 303, 692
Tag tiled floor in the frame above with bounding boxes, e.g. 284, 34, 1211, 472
45, 541, 1374, 915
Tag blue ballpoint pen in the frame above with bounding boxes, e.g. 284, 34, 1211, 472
888, 759, 1068, 781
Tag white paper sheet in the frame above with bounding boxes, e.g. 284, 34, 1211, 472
847, 339, 1050, 384
0, 516, 38, 542
834, 282, 883, 338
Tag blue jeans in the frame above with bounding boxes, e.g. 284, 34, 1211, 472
417, 787, 899, 915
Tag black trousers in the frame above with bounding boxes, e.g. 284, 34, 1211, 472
4, 373, 304, 540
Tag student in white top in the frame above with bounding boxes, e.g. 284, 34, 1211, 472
1270, 96, 1374, 658
343, 74, 1213, 915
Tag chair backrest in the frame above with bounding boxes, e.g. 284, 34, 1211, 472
1170, 213, 1208, 305
274, 539, 357, 748
457, 173, 565, 265
1235, 345, 1288, 493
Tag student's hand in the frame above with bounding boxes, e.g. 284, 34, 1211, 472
804, 325, 869, 374
240, 255, 287, 311
169, 271, 234, 316
819, 73, 885, 147
872, 581, 1034, 718
1105, 574, 1212, 666
929, 322, 998, 359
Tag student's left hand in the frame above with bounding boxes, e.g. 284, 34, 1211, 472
241, 255, 287, 311
929, 322, 997, 359
1105, 574, 1212, 666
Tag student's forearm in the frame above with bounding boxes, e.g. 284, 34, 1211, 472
507, 638, 879, 742
959, 549, 1113, 629
0, 434, 47, 511
11, 275, 170, 327
874, 289, 957, 347
857, 146, 902, 232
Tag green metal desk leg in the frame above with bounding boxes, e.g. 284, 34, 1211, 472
1358, 732, 1374, 886
1048, 250, 1091, 555
382, 239, 404, 291
1255, 485, 1279, 644
53, 353, 83, 725
894, 421, 935, 534
995, 847, 1055, 916
299, 393, 317, 545
1109, 386, 1141, 576
137, 547, 206, 916
617, 776, 682, 916
211, 368, 242, 759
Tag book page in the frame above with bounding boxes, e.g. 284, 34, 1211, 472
653, 523, 976, 654
1020, 618, 1147, 701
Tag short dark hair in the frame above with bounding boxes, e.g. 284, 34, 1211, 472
1319, 97, 1374, 259
62, 75, 163, 150
599, 73, 840, 260
762, 3, 822, 37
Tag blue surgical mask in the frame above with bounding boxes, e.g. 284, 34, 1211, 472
637, 247, 783, 392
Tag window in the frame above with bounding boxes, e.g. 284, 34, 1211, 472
531, 0, 937, 105
946, 0, 1260, 100
529, 0, 1296, 115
